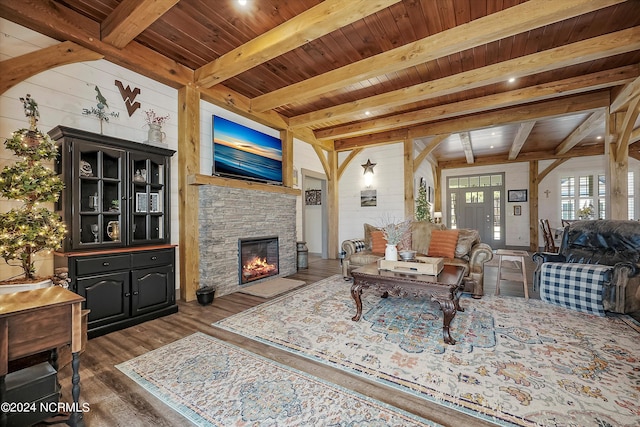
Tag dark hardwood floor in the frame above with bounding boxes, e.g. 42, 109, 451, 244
39, 254, 631, 426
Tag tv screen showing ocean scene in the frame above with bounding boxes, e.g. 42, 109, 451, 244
213, 115, 283, 184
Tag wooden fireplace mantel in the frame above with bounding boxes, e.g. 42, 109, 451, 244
188, 173, 301, 196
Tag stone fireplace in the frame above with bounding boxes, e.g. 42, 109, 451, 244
198, 185, 297, 297
239, 236, 279, 284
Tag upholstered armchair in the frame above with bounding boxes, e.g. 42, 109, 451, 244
532, 219, 640, 315
341, 221, 493, 298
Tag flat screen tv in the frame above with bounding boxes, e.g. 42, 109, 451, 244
212, 115, 283, 185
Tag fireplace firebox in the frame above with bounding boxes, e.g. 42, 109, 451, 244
239, 236, 279, 284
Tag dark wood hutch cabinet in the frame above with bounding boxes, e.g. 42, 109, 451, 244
50, 126, 178, 338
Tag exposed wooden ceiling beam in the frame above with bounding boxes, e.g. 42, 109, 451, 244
611, 75, 640, 113
555, 111, 606, 155
195, 0, 399, 88
414, 134, 450, 172
314, 66, 637, 140
0, 41, 103, 94
334, 91, 610, 151
439, 145, 604, 169
250, 0, 625, 112
616, 95, 640, 160
334, 129, 409, 151
459, 132, 474, 164
101, 0, 178, 48
509, 122, 536, 160
295, 33, 640, 130
0, 0, 193, 88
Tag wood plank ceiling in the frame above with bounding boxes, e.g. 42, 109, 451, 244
1, 0, 640, 167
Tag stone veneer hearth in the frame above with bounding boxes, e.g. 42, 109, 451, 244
198, 185, 297, 297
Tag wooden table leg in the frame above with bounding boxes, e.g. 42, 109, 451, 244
66, 352, 85, 427
350, 282, 364, 321
431, 293, 460, 345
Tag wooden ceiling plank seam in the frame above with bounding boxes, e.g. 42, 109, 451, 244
555, 110, 606, 155
101, 0, 179, 48
313, 65, 638, 140
250, 0, 627, 112
459, 131, 475, 164
195, 0, 400, 88
508, 121, 536, 160
610, 74, 640, 113
291, 28, 640, 129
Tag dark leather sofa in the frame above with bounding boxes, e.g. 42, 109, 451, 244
532, 219, 640, 314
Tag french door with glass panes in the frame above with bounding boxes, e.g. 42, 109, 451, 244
447, 174, 505, 248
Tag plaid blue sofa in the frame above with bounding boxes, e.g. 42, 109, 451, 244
533, 220, 640, 314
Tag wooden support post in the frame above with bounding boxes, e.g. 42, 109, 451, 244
178, 84, 200, 302
404, 138, 415, 220
327, 149, 339, 259
281, 129, 293, 188
530, 160, 539, 252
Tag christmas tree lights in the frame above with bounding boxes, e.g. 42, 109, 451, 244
0, 95, 67, 280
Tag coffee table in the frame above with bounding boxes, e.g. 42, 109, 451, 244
350, 263, 465, 345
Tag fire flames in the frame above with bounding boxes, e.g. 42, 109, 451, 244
242, 256, 276, 280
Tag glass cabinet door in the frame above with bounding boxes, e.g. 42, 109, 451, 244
130, 153, 166, 244
74, 143, 124, 249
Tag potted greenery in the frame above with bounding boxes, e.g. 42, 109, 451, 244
0, 94, 66, 288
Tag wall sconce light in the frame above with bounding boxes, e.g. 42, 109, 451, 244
433, 212, 442, 224
361, 159, 376, 188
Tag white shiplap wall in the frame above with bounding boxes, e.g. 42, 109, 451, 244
0, 19, 327, 283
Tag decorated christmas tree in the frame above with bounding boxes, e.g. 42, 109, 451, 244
0, 95, 66, 280
415, 181, 432, 222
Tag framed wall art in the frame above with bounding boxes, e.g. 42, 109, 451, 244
305, 189, 321, 205
508, 189, 527, 202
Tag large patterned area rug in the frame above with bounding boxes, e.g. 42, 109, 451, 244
214, 275, 640, 427
116, 332, 440, 426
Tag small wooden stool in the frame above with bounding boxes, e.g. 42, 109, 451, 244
495, 249, 529, 300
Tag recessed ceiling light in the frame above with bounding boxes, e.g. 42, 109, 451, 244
365, 111, 371, 116
596, 136, 602, 140
490, 145, 494, 149
508, 77, 516, 83
238, 0, 247, 5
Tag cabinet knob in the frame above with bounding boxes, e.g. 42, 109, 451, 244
151, 256, 157, 260
124, 292, 131, 297
103, 262, 110, 266
133, 291, 139, 295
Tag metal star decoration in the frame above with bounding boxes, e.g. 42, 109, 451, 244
361, 159, 376, 175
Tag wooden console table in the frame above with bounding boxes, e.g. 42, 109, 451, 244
0, 287, 85, 427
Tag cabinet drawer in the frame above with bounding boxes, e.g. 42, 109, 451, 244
76, 254, 131, 276
131, 249, 174, 268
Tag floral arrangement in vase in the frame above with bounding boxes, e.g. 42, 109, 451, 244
144, 109, 170, 127
377, 217, 411, 261
380, 218, 412, 245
